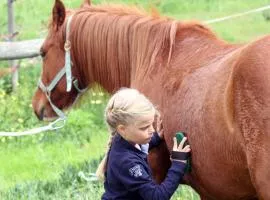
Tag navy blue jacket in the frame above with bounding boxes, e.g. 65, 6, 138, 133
102, 132, 186, 200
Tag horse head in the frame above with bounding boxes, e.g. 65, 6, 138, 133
32, 0, 90, 120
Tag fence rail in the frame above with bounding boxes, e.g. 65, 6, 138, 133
0, 39, 44, 61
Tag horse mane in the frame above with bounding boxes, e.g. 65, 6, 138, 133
66, 4, 216, 91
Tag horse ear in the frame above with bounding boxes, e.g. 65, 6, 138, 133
150, 6, 160, 18
52, 0, 66, 30
80, 0, 91, 7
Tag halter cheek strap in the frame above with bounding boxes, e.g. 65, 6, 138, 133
64, 15, 73, 92
38, 15, 87, 118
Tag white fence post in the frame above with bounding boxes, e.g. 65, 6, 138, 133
7, 0, 18, 91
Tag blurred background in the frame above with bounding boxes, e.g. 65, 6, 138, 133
0, 0, 270, 199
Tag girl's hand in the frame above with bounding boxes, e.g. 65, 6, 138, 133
172, 137, 191, 163
153, 114, 164, 139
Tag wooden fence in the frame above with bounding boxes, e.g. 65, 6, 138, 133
0, 39, 43, 60
1, 0, 43, 90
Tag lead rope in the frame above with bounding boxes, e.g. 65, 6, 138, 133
204, 4, 270, 24
0, 118, 66, 137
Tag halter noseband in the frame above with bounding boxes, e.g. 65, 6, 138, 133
38, 15, 86, 118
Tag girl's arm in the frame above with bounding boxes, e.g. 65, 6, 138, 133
113, 137, 191, 200
113, 159, 186, 200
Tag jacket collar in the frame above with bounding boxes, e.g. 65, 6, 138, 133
113, 134, 147, 157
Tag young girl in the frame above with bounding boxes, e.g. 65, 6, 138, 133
96, 88, 191, 200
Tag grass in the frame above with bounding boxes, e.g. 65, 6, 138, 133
0, 128, 107, 190
0, 0, 270, 199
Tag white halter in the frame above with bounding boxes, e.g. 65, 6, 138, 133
38, 15, 86, 118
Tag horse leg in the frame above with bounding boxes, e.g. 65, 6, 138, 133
200, 194, 258, 200
148, 141, 171, 183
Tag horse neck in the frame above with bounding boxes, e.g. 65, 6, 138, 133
70, 7, 240, 93
70, 9, 179, 93
70, 12, 130, 93
172, 24, 240, 71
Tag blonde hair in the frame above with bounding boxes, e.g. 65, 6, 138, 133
96, 88, 156, 180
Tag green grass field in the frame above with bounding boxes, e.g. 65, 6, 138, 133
0, 0, 270, 199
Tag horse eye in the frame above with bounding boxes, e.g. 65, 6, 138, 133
40, 49, 46, 58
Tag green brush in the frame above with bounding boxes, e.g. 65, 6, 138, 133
175, 132, 191, 173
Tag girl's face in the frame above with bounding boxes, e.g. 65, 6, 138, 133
118, 114, 155, 145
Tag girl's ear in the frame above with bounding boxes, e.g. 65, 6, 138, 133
116, 124, 126, 136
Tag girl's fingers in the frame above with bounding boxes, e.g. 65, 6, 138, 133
157, 119, 163, 132
158, 130, 164, 139
182, 145, 191, 152
178, 137, 187, 150
154, 115, 163, 133
158, 122, 162, 132
173, 137, 177, 151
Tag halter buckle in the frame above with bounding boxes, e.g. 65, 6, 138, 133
64, 40, 71, 51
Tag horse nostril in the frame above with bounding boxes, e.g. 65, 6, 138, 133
36, 107, 45, 121
40, 107, 45, 121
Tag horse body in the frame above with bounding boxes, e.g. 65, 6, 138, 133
165, 44, 253, 199
133, 31, 260, 199
162, 34, 270, 199
32, 1, 270, 199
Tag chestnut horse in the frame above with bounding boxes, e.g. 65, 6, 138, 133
32, 0, 270, 199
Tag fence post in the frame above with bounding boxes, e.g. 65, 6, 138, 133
7, 0, 18, 91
